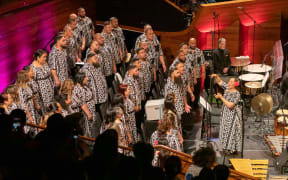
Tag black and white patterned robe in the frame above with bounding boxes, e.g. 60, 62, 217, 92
124, 98, 137, 143
81, 62, 108, 104
188, 48, 205, 79
219, 82, 242, 152
77, 16, 94, 48
169, 57, 193, 88
48, 46, 68, 83
71, 85, 100, 138
19, 86, 38, 124
135, 34, 163, 70
99, 45, 114, 77
139, 59, 153, 93
31, 63, 54, 110
101, 31, 121, 65
164, 77, 185, 116
66, 36, 78, 68
112, 26, 126, 56
123, 72, 141, 108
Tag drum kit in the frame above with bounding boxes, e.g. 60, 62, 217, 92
233, 57, 288, 141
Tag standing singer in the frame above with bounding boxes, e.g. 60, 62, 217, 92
211, 74, 242, 154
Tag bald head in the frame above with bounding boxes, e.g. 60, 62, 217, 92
189, 38, 197, 49
69, 13, 77, 20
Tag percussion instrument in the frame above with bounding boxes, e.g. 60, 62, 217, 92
230, 57, 250, 73
239, 74, 264, 82
244, 64, 272, 73
244, 82, 262, 96
231, 56, 250, 67
274, 109, 288, 136
251, 93, 273, 115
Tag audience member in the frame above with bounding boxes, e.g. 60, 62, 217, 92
185, 147, 216, 179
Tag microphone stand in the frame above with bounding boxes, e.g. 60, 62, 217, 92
240, 8, 256, 63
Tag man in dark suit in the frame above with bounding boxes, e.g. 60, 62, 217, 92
213, 38, 232, 75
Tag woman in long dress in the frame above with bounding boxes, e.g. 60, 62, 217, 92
71, 72, 98, 138
211, 74, 242, 154
118, 84, 137, 144
16, 70, 38, 124
31, 49, 54, 111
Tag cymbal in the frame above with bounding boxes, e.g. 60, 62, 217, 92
230, 57, 250, 67
251, 93, 273, 116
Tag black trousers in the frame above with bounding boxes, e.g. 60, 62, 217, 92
193, 78, 201, 109
95, 103, 105, 123
135, 101, 146, 141
116, 63, 122, 74
105, 74, 114, 89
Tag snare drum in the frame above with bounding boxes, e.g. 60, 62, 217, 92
244, 82, 262, 96
244, 64, 272, 73
274, 109, 288, 135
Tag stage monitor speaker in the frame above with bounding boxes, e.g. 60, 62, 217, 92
145, 99, 164, 121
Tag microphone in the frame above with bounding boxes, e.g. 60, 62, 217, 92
213, 11, 218, 19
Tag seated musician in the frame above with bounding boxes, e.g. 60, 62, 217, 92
213, 38, 233, 76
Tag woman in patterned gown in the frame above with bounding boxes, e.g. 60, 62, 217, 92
150, 113, 182, 166
16, 70, 38, 124
31, 49, 54, 111
106, 106, 128, 147
59, 79, 74, 114
211, 74, 242, 154
118, 84, 138, 144
71, 72, 99, 138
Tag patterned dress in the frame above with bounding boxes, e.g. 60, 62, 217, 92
48, 46, 68, 83
123, 72, 141, 108
112, 27, 126, 56
71, 85, 100, 138
101, 31, 121, 65
151, 128, 182, 166
150, 129, 181, 151
219, 82, 242, 152
77, 16, 94, 48
19, 86, 38, 124
164, 77, 185, 116
139, 59, 153, 93
81, 63, 108, 104
31, 63, 54, 110
124, 98, 137, 143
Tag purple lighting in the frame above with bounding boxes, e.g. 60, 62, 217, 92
0, 1, 61, 93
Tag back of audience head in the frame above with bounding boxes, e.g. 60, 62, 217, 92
164, 155, 182, 179
10, 109, 27, 130
195, 167, 216, 180
213, 165, 230, 180
0, 113, 12, 135
64, 112, 84, 136
93, 129, 118, 160
192, 146, 216, 168
133, 141, 155, 166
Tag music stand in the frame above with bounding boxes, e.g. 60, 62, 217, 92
200, 96, 212, 140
